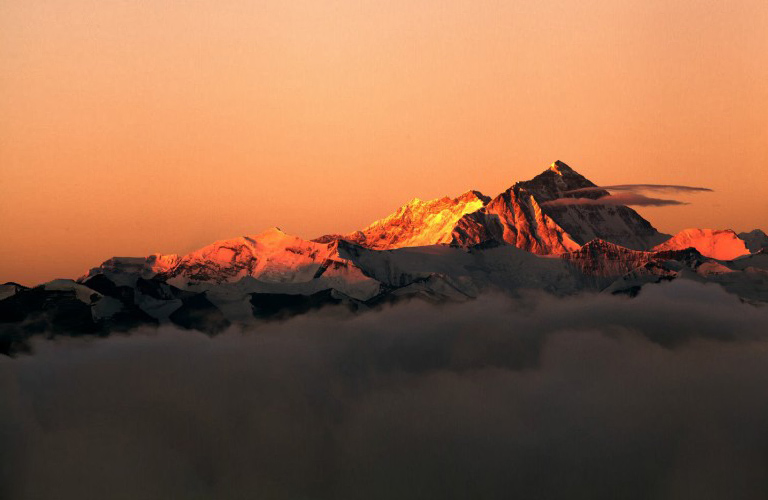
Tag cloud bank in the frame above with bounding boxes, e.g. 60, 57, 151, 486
3, 280, 768, 499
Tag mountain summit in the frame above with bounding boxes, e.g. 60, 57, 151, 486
452, 161, 668, 253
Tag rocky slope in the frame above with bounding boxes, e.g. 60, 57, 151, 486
739, 229, 768, 253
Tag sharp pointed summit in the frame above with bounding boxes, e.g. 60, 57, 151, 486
549, 160, 574, 174
452, 161, 669, 253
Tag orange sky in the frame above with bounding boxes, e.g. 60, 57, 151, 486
2, 0, 767, 286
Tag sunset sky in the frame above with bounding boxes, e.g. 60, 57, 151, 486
2, 0, 767, 285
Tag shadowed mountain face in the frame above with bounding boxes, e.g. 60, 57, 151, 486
739, 229, 768, 253
1, 161, 766, 354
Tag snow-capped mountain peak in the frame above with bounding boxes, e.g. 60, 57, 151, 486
652, 228, 750, 260
549, 160, 570, 174
451, 161, 667, 253
318, 190, 490, 250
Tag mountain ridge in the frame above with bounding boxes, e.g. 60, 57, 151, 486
2, 160, 767, 355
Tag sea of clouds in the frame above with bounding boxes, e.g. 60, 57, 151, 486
3, 279, 768, 499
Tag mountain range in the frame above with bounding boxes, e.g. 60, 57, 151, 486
2, 161, 766, 355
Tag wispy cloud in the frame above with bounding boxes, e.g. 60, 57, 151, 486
544, 192, 688, 207
565, 184, 714, 195
545, 183, 713, 207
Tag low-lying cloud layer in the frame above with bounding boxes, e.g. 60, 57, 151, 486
3, 280, 768, 499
